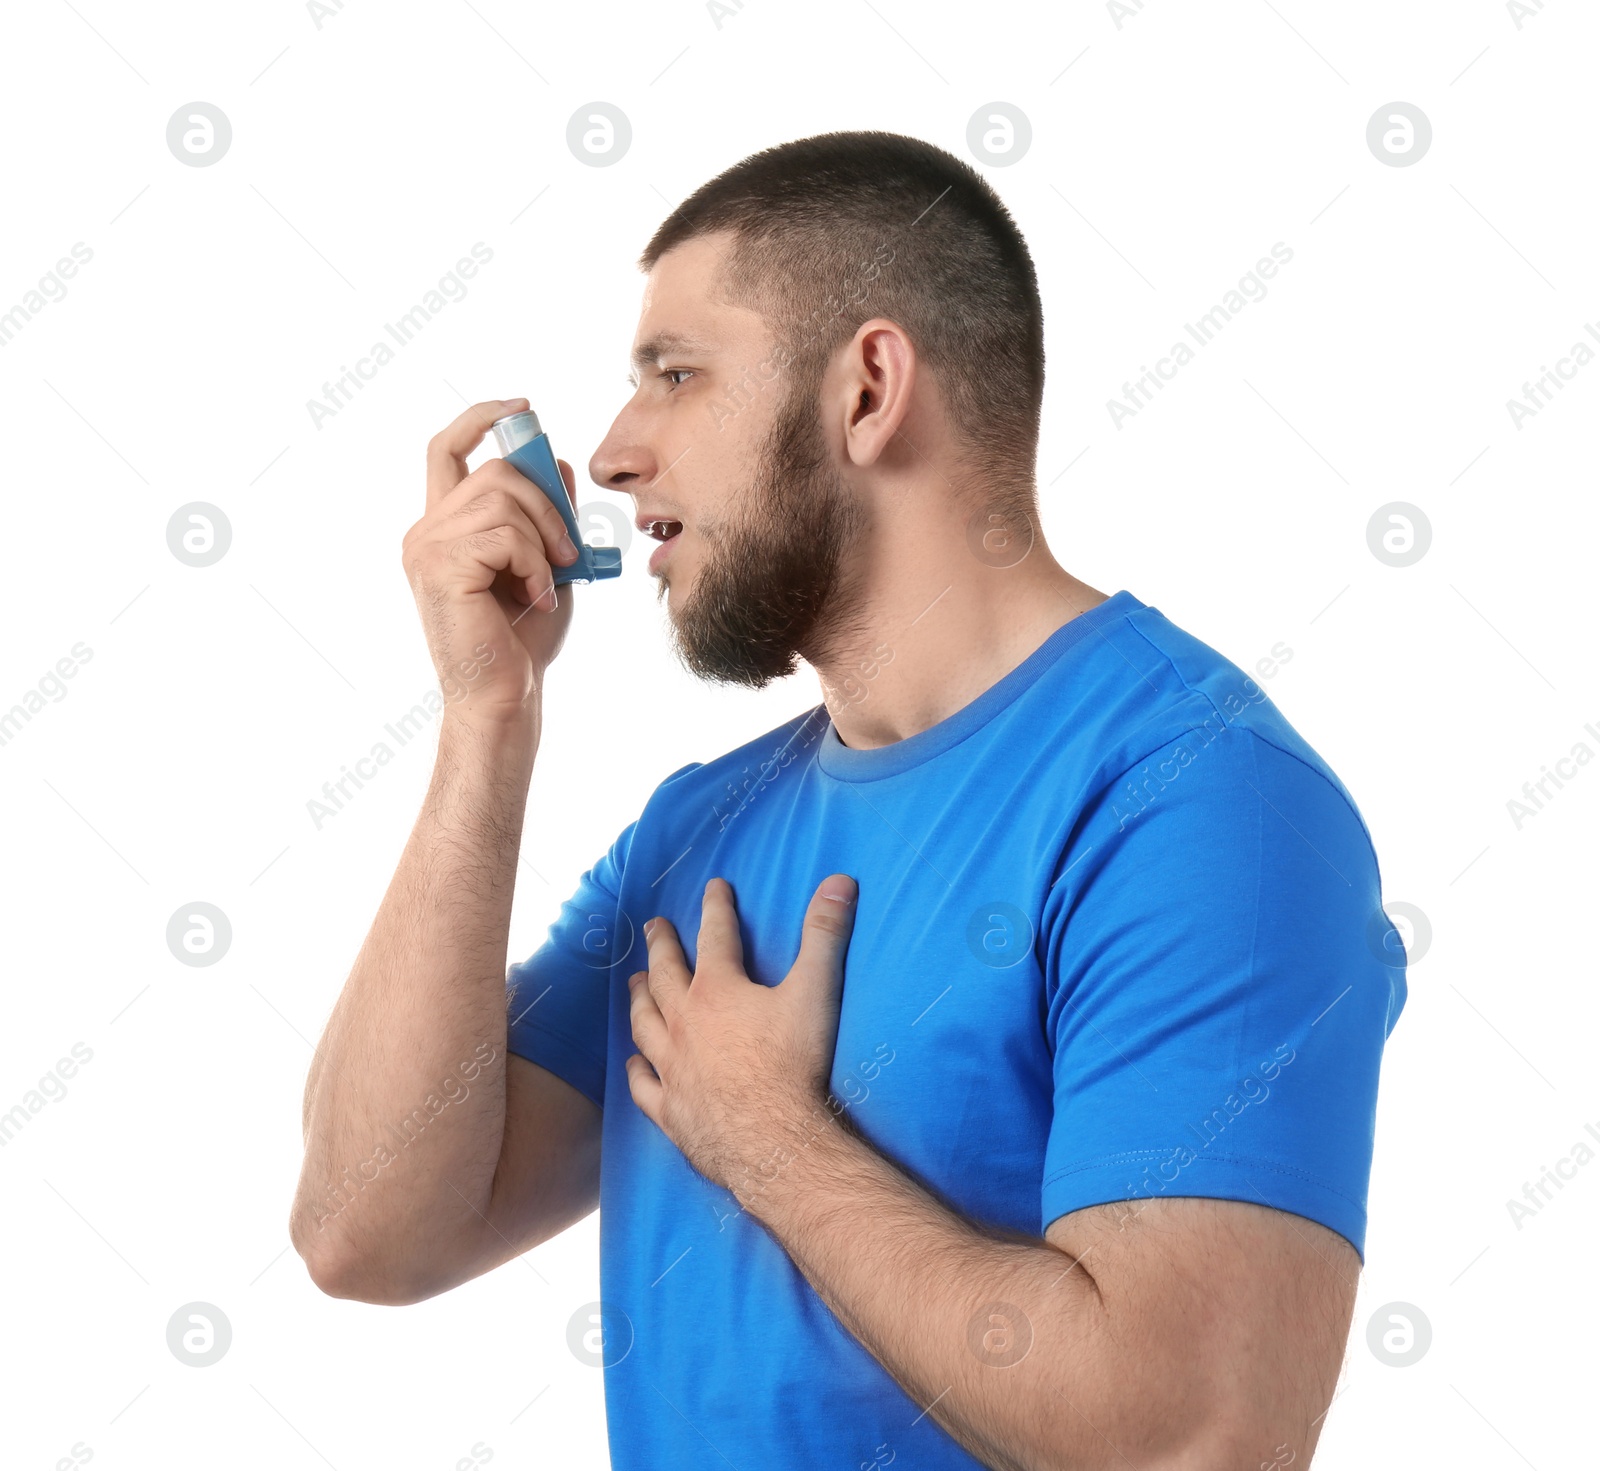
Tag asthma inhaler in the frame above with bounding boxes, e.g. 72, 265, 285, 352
490, 409, 622, 587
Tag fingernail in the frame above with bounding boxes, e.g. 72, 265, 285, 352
559, 532, 578, 560
821, 878, 857, 905
644, 918, 658, 939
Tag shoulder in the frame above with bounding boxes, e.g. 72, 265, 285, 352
635, 705, 830, 823
1062, 600, 1378, 869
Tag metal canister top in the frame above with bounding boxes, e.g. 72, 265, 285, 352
490, 409, 542, 456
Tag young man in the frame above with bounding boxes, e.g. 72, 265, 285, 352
292, 131, 1407, 1470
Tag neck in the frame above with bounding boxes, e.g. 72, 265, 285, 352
808, 495, 1109, 751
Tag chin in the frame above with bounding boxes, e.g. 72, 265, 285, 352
654, 571, 685, 614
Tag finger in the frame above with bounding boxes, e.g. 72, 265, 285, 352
443, 523, 558, 611
625, 1050, 664, 1125
425, 397, 529, 510
477, 457, 580, 566
628, 968, 669, 1059
785, 875, 858, 1006
643, 916, 692, 1009
432, 468, 578, 569
554, 457, 578, 511
695, 878, 745, 981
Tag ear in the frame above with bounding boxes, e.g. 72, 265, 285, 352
839, 319, 916, 469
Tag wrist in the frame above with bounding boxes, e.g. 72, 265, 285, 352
439, 700, 541, 775
442, 688, 542, 741
727, 1090, 855, 1221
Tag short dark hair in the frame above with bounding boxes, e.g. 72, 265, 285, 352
639, 130, 1045, 506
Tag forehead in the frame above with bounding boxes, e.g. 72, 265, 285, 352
632, 232, 768, 365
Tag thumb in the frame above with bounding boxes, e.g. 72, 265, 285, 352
789, 874, 858, 1004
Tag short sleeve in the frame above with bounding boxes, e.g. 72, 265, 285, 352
504, 819, 638, 1111
1039, 726, 1407, 1261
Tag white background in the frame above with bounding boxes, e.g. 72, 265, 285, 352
1, 1, 1594, 1467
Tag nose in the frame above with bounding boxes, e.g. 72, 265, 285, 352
588, 413, 659, 501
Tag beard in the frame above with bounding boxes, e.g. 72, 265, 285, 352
660, 369, 870, 689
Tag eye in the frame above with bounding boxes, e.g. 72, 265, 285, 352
659, 369, 693, 390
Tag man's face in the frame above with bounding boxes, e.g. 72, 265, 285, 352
588, 234, 867, 688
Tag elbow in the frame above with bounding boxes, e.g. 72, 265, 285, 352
1027, 1394, 1258, 1471
289, 1210, 425, 1307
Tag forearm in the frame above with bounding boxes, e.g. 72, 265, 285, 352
290, 708, 537, 1294
739, 1112, 1181, 1471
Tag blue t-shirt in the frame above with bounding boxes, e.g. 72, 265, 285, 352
505, 589, 1407, 1469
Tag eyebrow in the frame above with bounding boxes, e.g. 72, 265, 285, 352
628, 331, 717, 382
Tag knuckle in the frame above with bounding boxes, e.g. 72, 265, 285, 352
481, 460, 523, 497
402, 541, 435, 579
807, 910, 848, 941
487, 487, 523, 521
454, 531, 516, 570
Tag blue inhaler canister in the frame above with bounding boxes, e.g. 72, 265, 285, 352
490, 409, 622, 587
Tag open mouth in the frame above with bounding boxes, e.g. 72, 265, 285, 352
642, 518, 684, 574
